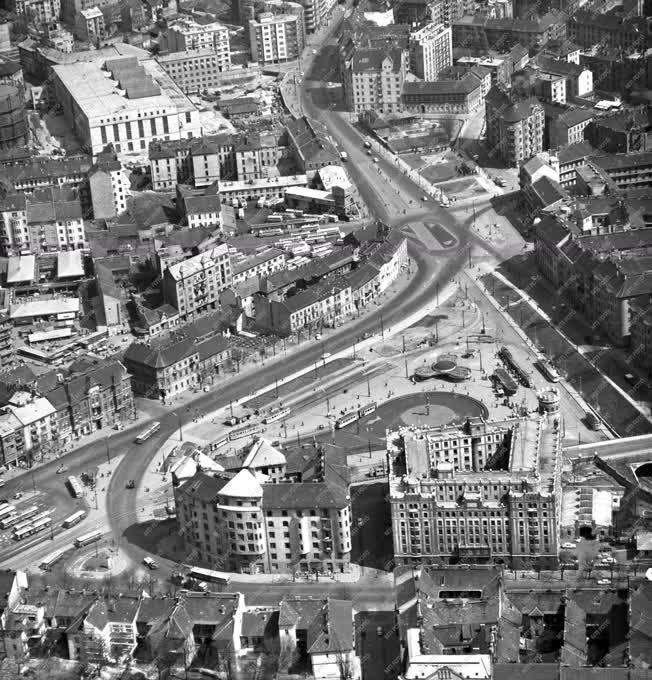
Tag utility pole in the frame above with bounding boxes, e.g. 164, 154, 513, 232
367, 377, 371, 398
468, 246, 472, 268
229, 400, 234, 419
436, 281, 439, 307
405, 359, 409, 378
352, 340, 356, 359
380, 314, 385, 338
105, 437, 111, 465
402, 335, 405, 353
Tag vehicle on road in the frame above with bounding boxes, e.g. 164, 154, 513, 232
40, 550, 65, 571
585, 412, 601, 430
321, 352, 332, 360
363, 141, 371, 149
135, 421, 161, 444
340, 151, 348, 162
143, 557, 158, 570
421, 196, 428, 201
366, 149, 372, 155
13, 492, 23, 500
184, 566, 231, 589
203, 386, 210, 392
126, 480, 136, 489
372, 157, 379, 163
63, 510, 86, 528
0, 480, 4, 488
74, 530, 102, 548
314, 333, 321, 340
561, 542, 577, 549
597, 579, 611, 585
13, 517, 51, 541
56, 464, 68, 474
377, 626, 383, 636
537, 358, 560, 383
67, 475, 84, 499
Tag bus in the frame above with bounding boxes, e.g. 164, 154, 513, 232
67, 475, 84, 499
335, 412, 359, 429
358, 402, 377, 418
263, 407, 291, 424
229, 425, 261, 441
11, 510, 51, 534
40, 549, 65, 571
13, 517, 51, 541
184, 566, 231, 588
63, 510, 87, 529
135, 422, 161, 444
0, 505, 39, 530
74, 530, 102, 548
537, 359, 560, 383
0, 505, 16, 521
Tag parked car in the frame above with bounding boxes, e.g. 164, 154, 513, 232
143, 557, 158, 570
372, 157, 379, 163
56, 464, 67, 474
561, 542, 577, 549
597, 579, 611, 585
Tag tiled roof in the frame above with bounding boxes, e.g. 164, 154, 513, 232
556, 141, 596, 164
262, 481, 348, 509
351, 46, 402, 72
402, 72, 481, 96
176, 470, 235, 503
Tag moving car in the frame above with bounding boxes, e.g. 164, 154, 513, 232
143, 557, 158, 570
372, 157, 379, 163
126, 480, 136, 489
321, 353, 332, 360
597, 579, 611, 585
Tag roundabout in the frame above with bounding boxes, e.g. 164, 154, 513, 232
328, 390, 489, 449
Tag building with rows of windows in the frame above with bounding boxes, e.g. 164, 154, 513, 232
387, 405, 563, 570
173, 439, 352, 574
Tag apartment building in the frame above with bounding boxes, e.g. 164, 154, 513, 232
123, 314, 232, 398
35, 359, 136, 445
158, 48, 234, 94
545, 105, 593, 148
232, 248, 286, 284
409, 23, 452, 81
162, 244, 232, 321
342, 47, 407, 114
88, 147, 131, 219
534, 56, 593, 99
149, 134, 239, 190
0, 392, 57, 467
254, 277, 353, 335
0, 187, 86, 255
75, 6, 105, 42
235, 132, 288, 180
485, 87, 544, 166
249, 12, 305, 65
567, 9, 647, 50
300, 0, 336, 33
388, 409, 563, 569
174, 439, 352, 574
167, 18, 232, 62
590, 151, 652, 190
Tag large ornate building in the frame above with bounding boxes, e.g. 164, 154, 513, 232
387, 399, 563, 569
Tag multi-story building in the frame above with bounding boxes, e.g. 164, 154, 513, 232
342, 47, 407, 114
149, 134, 238, 190
567, 9, 647, 50
60, 0, 117, 25
0, 391, 57, 467
157, 48, 235, 94
254, 277, 353, 335
52, 54, 202, 159
88, 146, 131, 219
174, 439, 352, 574
544, 105, 593, 149
75, 6, 105, 42
485, 87, 544, 166
452, 12, 566, 51
299, 0, 336, 33
284, 117, 339, 177
162, 244, 232, 321
36, 360, 136, 444
124, 314, 232, 398
589, 151, 652, 190
232, 248, 286, 284
0, 314, 12, 369
249, 11, 305, 65
388, 407, 563, 569
15, 0, 61, 24
235, 132, 288, 180
401, 73, 484, 114
533, 55, 593, 99
583, 107, 650, 154
533, 72, 566, 105
408, 23, 452, 81
167, 17, 231, 60
12, 187, 86, 254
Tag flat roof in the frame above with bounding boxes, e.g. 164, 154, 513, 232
28, 328, 73, 343
52, 56, 196, 125
218, 175, 308, 193
57, 250, 84, 279
6, 256, 35, 284
9, 297, 80, 320
285, 187, 332, 200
